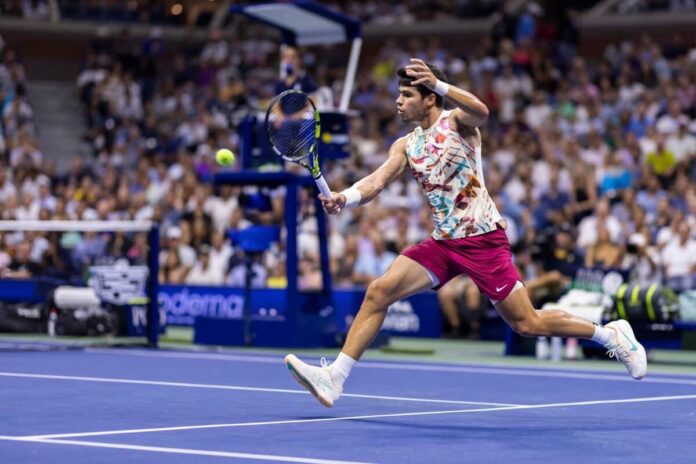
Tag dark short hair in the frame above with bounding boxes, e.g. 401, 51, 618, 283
397, 63, 448, 108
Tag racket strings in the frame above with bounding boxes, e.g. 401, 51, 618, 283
267, 94, 316, 161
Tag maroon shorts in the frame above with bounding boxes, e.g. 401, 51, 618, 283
402, 226, 522, 301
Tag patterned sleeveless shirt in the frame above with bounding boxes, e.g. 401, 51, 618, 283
405, 110, 502, 240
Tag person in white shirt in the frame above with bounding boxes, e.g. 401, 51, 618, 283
665, 122, 696, 164
656, 98, 688, 135
185, 245, 225, 285
661, 222, 696, 292
524, 90, 552, 130
577, 197, 622, 250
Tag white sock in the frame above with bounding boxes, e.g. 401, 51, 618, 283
591, 324, 616, 347
330, 352, 356, 388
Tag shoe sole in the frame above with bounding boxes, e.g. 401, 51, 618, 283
284, 355, 333, 407
614, 320, 647, 380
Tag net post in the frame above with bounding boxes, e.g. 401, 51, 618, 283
146, 224, 160, 347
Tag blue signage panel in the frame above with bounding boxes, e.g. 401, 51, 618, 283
159, 285, 441, 338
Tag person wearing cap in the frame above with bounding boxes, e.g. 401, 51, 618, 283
161, 225, 196, 270
525, 226, 583, 304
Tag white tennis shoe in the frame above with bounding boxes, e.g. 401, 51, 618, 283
604, 320, 647, 380
285, 354, 342, 407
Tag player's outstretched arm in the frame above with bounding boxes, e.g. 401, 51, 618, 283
319, 137, 408, 214
405, 58, 489, 127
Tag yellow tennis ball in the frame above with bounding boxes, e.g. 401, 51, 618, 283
215, 149, 235, 166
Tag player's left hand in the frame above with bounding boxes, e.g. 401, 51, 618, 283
405, 58, 436, 90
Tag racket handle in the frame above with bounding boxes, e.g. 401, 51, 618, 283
314, 174, 332, 197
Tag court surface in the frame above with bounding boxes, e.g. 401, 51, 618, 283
1, 347, 695, 463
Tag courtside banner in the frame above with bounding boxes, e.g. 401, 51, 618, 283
159, 285, 288, 326
0, 281, 442, 338
160, 286, 441, 338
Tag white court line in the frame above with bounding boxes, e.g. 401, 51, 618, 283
0, 437, 373, 464
0, 372, 519, 407
19, 393, 696, 440
84, 348, 696, 386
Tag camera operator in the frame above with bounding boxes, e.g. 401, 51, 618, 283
275, 46, 318, 95
622, 232, 659, 287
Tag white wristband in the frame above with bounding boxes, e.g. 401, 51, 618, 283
341, 187, 361, 209
433, 79, 450, 96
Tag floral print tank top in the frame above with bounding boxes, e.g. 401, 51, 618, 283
405, 110, 502, 240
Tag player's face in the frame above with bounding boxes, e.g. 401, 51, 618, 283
396, 86, 425, 122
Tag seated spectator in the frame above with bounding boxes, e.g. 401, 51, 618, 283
352, 231, 397, 285
666, 121, 696, 166
437, 276, 485, 339
332, 235, 359, 287
577, 198, 622, 250
159, 248, 189, 284
226, 254, 268, 288
622, 232, 660, 287
3, 241, 41, 278
526, 226, 583, 304
186, 245, 224, 285
636, 174, 668, 221
661, 222, 696, 292
645, 134, 677, 187
598, 151, 632, 195
585, 224, 624, 269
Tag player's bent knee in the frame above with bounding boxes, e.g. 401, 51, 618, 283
365, 278, 396, 310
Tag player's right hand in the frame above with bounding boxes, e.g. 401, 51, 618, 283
318, 192, 345, 215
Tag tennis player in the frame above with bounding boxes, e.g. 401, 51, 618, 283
285, 59, 647, 407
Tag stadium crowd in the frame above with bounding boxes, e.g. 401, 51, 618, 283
0, 4, 695, 336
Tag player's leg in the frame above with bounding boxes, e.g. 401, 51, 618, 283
494, 285, 595, 338
495, 285, 647, 379
341, 255, 434, 359
285, 255, 434, 407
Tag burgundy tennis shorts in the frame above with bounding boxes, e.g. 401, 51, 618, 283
402, 225, 522, 302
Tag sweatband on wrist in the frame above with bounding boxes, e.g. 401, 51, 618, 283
433, 79, 450, 96
342, 187, 361, 208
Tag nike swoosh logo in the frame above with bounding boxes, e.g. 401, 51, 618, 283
618, 328, 639, 352
496, 284, 508, 292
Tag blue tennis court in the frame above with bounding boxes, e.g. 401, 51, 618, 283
1, 348, 695, 463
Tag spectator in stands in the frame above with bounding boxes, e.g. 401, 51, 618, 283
226, 254, 267, 288
584, 224, 624, 269
645, 134, 677, 186
159, 248, 188, 284
577, 198, 622, 249
162, 225, 196, 270
666, 121, 696, 166
526, 226, 582, 304
186, 245, 224, 285
352, 231, 397, 285
622, 232, 660, 286
437, 276, 485, 338
3, 241, 41, 278
661, 222, 696, 292
275, 46, 317, 95
333, 234, 359, 287
636, 174, 669, 220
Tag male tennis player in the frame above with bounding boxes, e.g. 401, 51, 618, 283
285, 59, 647, 407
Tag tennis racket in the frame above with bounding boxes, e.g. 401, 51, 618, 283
265, 90, 331, 197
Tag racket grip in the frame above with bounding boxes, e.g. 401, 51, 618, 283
314, 174, 332, 197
